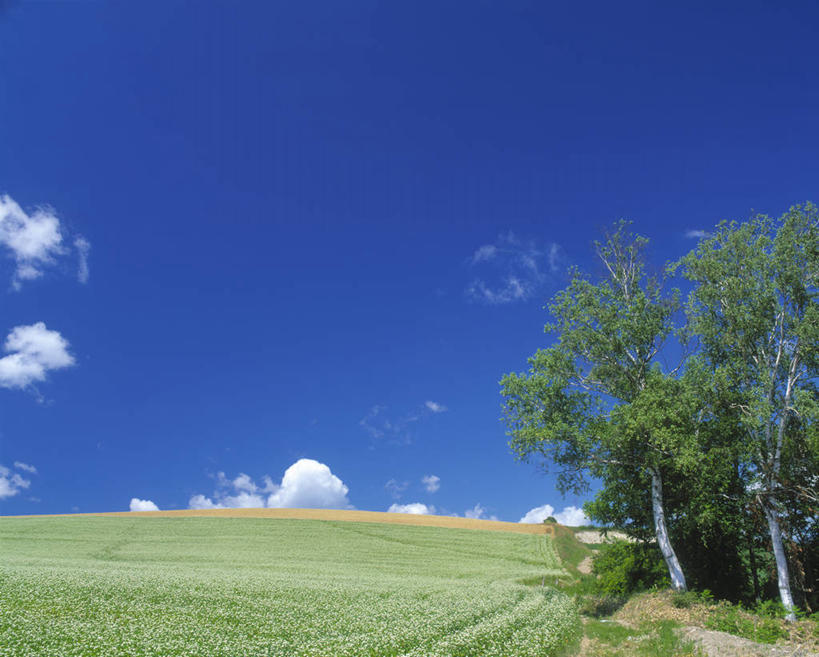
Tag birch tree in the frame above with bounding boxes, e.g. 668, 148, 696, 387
674, 203, 819, 620
501, 223, 692, 591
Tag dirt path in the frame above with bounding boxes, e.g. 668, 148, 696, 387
679, 626, 819, 657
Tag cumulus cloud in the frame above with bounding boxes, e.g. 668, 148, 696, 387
0, 322, 75, 389
129, 498, 159, 512
75, 236, 91, 284
0, 194, 91, 289
188, 494, 223, 510
268, 459, 350, 508
0, 463, 32, 499
13, 461, 37, 474
421, 474, 440, 493
188, 458, 351, 510
518, 503, 590, 526
554, 506, 590, 526
424, 400, 447, 413
388, 502, 435, 515
466, 232, 563, 305
0, 194, 65, 288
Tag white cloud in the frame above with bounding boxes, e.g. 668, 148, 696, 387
554, 506, 590, 526
385, 478, 408, 499
685, 229, 710, 239
188, 494, 223, 510
388, 502, 435, 515
519, 504, 556, 524
518, 503, 590, 526
0, 463, 32, 499
471, 244, 498, 263
13, 461, 37, 474
464, 503, 499, 521
75, 236, 90, 284
0, 194, 65, 289
424, 400, 447, 413
359, 405, 418, 445
189, 459, 351, 511
421, 474, 440, 493
268, 459, 350, 508
361, 401, 448, 446
0, 322, 75, 389
129, 498, 159, 512
466, 232, 563, 305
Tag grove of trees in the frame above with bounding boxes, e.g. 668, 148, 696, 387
501, 204, 818, 620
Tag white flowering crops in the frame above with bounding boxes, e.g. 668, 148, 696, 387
0, 517, 579, 656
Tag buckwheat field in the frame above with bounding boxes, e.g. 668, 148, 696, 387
0, 515, 579, 656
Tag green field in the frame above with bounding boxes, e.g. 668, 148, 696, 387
0, 516, 579, 657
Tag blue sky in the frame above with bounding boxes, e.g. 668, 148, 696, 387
0, 1, 817, 522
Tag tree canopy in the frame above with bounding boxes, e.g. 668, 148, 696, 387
503, 205, 818, 615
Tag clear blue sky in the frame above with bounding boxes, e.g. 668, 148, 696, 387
0, 1, 816, 521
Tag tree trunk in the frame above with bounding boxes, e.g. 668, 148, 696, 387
650, 468, 687, 592
763, 502, 797, 621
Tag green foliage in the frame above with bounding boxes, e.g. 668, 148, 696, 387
584, 619, 639, 644
592, 541, 670, 597
705, 602, 789, 644
583, 619, 702, 657
674, 203, 819, 613
671, 590, 714, 609
578, 593, 629, 618
638, 621, 701, 657
544, 516, 558, 524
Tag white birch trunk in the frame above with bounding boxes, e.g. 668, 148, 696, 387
650, 468, 687, 592
763, 501, 797, 621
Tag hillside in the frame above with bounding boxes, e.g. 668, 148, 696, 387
0, 512, 579, 656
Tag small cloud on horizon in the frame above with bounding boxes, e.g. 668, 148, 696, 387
519, 503, 589, 526
388, 502, 435, 515
464, 503, 498, 521
129, 498, 159, 512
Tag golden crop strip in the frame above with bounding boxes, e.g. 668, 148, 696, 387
2, 507, 551, 534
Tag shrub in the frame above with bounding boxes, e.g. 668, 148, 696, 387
705, 601, 788, 644
578, 593, 627, 618
591, 540, 669, 596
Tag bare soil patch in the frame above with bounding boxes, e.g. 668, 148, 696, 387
679, 626, 819, 657
575, 529, 631, 543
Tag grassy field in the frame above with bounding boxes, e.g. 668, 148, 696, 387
0, 513, 579, 657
